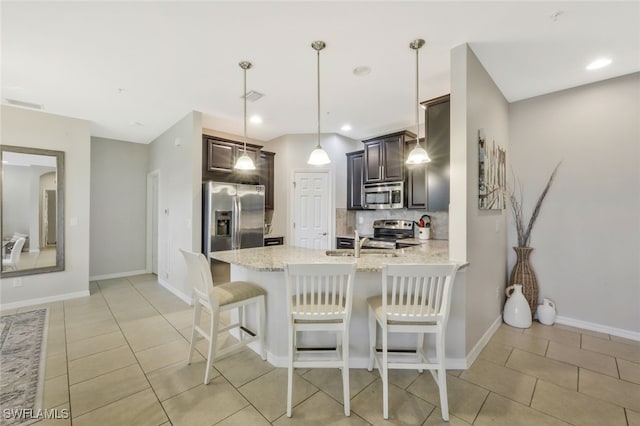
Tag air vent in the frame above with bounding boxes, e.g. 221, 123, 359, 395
242, 90, 265, 102
5, 98, 43, 110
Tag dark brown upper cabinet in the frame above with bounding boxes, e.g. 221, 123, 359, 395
258, 151, 275, 210
412, 94, 450, 211
362, 130, 415, 184
405, 138, 428, 209
346, 150, 364, 210
202, 135, 262, 184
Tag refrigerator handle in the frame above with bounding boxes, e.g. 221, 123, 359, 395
235, 195, 242, 248
231, 196, 237, 249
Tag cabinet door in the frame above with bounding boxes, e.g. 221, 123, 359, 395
425, 97, 450, 211
259, 151, 275, 210
346, 151, 364, 210
382, 136, 405, 181
336, 237, 355, 249
363, 141, 382, 183
206, 139, 235, 172
405, 140, 427, 209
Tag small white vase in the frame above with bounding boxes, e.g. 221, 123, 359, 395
503, 284, 532, 328
536, 298, 557, 325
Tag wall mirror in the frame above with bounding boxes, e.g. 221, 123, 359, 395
1, 145, 65, 277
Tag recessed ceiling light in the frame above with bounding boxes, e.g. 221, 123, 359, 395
586, 58, 612, 70
341, 124, 352, 132
250, 115, 262, 124
353, 66, 371, 77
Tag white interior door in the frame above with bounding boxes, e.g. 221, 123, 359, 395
292, 172, 330, 249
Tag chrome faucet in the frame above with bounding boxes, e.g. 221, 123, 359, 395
354, 230, 369, 258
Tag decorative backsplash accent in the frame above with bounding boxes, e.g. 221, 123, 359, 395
355, 209, 449, 240
336, 208, 356, 236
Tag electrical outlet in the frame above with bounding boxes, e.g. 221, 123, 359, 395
164, 272, 169, 279
13, 278, 23, 288
495, 286, 500, 298
358, 216, 363, 224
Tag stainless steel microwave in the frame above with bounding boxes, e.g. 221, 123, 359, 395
363, 181, 404, 209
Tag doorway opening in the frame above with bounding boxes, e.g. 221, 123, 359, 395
146, 170, 159, 275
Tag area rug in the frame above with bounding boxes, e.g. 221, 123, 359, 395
0, 309, 49, 426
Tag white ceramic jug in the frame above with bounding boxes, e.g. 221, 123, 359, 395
536, 298, 557, 325
503, 284, 532, 328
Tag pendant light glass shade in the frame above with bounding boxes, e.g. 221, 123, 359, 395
234, 152, 256, 170
406, 39, 431, 165
234, 61, 256, 171
308, 41, 331, 166
308, 146, 331, 165
406, 144, 430, 164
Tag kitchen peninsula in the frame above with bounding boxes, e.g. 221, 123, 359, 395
210, 242, 469, 368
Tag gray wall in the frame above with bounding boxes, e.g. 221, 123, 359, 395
451, 44, 509, 355
149, 111, 202, 300
90, 137, 149, 278
1, 105, 91, 307
509, 72, 640, 333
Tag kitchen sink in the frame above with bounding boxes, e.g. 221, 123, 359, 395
325, 249, 399, 258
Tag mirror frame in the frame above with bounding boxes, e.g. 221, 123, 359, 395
1, 145, 65, 277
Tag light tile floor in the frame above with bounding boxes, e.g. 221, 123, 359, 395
2, 274, 639, 425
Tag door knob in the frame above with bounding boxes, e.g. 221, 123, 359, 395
320, 232, 327, 236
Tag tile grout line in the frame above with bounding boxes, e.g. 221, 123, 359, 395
472, 390, 491, 424
67, 278, 173, 423
118, 276, 176, 424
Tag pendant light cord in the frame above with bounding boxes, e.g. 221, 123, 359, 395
243, 65, 248, 153
415, 45, 420, 147
316, 47, 321, 149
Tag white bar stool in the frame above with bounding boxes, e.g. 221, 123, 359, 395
367, 263, 459, 420
180, 249, 266, 385
284, 262, 357, 417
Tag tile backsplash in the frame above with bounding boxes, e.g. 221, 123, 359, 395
355, 209, 449, 240
336, 208, 356, 236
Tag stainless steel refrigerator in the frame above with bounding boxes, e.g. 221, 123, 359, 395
203, 181, 265, 258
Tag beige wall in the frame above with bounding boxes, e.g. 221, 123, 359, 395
1, 106, 91, 307
262, 133, 361, 243
451, 44, 510, 355
148, 111, 202, 300
509, 73, 640, 334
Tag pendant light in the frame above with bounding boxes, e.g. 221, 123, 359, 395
307, 41, 331, 166
406, 39, 431, 165
234, 61, 257, 170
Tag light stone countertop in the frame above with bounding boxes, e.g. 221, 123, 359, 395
210, 241, 466, 272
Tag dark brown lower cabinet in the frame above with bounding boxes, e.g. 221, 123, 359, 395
336, 237, 355, 249
264, 236, 283, 246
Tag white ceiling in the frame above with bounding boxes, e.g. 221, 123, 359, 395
2, 1, 639, 143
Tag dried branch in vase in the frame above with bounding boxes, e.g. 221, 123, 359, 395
509, 162, 561, 247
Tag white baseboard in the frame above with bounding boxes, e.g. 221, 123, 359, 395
464, 315, 502, 369
89, 269, 149, 282
29, 248, 40, 253
158, 278, 192, 305
0, 290, 90, 311
556, 315, 639, 342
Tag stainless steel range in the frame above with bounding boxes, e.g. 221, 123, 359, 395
362, 219, 416, 249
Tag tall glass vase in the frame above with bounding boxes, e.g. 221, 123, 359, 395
509, 247, 538, 319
